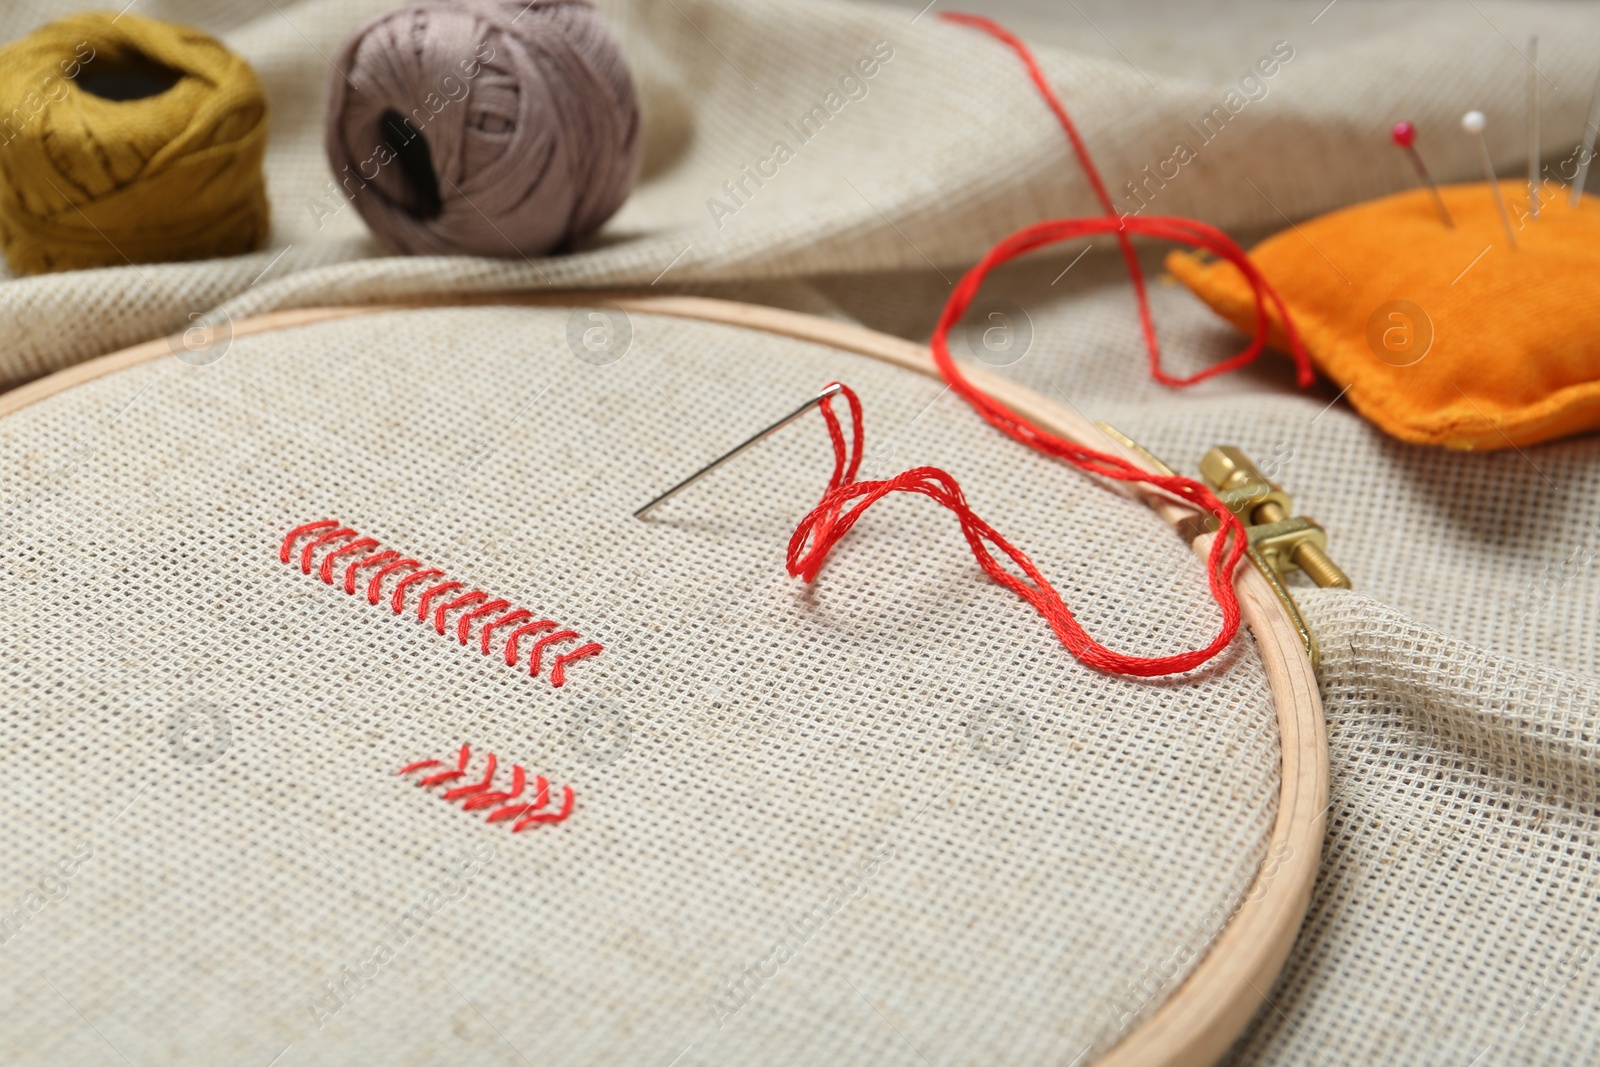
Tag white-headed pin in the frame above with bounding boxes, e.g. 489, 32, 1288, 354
1462, 110, 1517, 247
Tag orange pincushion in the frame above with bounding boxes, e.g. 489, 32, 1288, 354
1168, 181, 1600, 450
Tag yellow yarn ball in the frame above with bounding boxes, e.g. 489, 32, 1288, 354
0, 11, 270, 274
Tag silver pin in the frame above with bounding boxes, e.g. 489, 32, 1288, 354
1571, 67, 1600, 206
634, 384, 844, 518
1462, 110, 1517, 247
1528, 36, 1540, 219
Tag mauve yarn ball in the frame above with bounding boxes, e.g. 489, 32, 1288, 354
325, 0, 640, 258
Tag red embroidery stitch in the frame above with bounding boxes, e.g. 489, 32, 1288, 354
486, 804, 529, 823
321, 538, 378, 585
420, 745, 471, 786
503, 619, 557, 666
462, 764, 525, 810
346, 549, 399, 594
486, 771, 550, 825
551, 642, 604, 688
368, 558, 421, 604
279, 519, 602, 688
442, 752, 497, 800
480, 609, 533, 655
456, 598, 509, 644
487, 774, 548, 822
434, 590, 489, 635
400, 748, 574, 831
514, 786, 575, 832
416, 580, 465, 623
280, 520, 337, 564
392, 569, 446, 614
529, 630, 578, 677
300, 527, 357, 573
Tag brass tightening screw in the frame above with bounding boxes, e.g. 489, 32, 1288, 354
1249, 499, 1353, 589
1200, 446, 1353, 590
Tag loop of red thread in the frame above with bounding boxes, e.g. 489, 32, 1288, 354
788, 385, 1245, 676
458, 599, 511, 644
299, 527, 358, 574
391, 568, 445, 614
280, 519, 338, 564
777, 14, 1320, 677
368, 557, 422, 604
398, 759, 440, 775
937, 12, 1312, 389
533, 774, 550, 810
346, 549, 400, 594
529, 630, 579, 678
551, 642, 604, 688
443, 752, 497, 800
514, 786, 575, 831
482, 609, 534, 654
320, 538, 378, 585
434, 590, 489, 635
504, 619, 557, 666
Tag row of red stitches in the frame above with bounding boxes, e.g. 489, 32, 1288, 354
279, 520, 602, 687
399, 746, 574, 832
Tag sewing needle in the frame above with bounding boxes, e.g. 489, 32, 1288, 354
634, 384, 844, 518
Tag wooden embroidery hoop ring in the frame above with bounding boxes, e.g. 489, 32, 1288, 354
0, 292, 1327, 1067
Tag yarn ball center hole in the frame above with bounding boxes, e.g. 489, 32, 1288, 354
74, 51, 185, 101
379, 108, 443, 221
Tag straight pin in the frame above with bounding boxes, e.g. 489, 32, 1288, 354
634, 384, 844, 518
1391, 121, 1454, 227
1571, 67, 1600, 206
1528, 36, 1540, 219
1462, 110, 1517, 247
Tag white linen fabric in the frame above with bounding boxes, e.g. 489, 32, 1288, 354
2, 0, 1598, 1064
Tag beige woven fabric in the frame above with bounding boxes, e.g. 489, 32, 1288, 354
6, 0, 1600, 384
1, 305, 1281, 1064
3, 0, 1600, 1063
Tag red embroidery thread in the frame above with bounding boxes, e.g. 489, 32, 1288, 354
399, 746, 575, 832
455, 598, 508, 642
280, 521, 602, 688
345, 549, 400, 594
551, 642, 604, 688
788, 384, 1246, 677
480, 609, 533, 655
367, 559, 421, 603
504, 619, 558, 668
321, 538, 378, 584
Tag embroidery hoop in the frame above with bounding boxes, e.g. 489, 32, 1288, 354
0, 293, 1327, 1067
